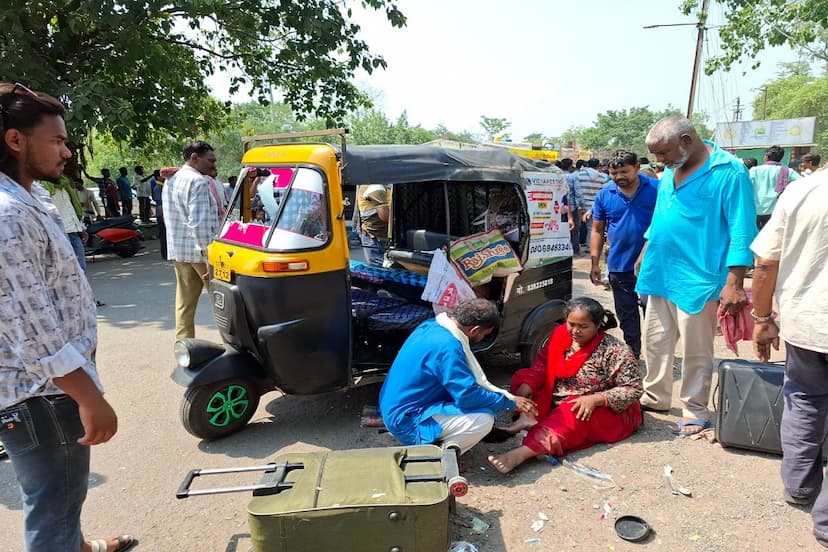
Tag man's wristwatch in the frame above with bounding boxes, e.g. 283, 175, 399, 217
750, 309, 775, 323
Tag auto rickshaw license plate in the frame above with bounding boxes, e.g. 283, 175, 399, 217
214, 265, 231, 282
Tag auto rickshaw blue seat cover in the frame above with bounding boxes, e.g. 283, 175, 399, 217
349, 261, 428, 288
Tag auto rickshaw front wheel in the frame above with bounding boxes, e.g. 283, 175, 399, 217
180, 378, 260, 440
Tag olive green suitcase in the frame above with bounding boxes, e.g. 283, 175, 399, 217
177, 445, 467, 552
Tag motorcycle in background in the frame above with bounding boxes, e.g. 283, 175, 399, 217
85, 215, 143, 258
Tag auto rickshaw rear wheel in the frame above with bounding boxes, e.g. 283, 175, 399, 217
181, 378, 260, 440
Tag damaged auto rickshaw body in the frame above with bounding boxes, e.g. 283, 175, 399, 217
172, 129, 573, 439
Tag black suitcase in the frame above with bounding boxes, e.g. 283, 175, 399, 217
716, 359, 828, 456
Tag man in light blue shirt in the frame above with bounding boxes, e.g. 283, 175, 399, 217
636, 116, 756, 435
749, 145, 800, 228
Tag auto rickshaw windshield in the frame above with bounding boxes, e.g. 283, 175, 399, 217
218, 166, 331, 251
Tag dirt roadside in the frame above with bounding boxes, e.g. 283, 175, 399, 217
429, 256, 817, 552
0, 250, 815, 552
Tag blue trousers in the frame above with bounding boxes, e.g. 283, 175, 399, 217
360, 234, 389, 267
0, 395, 90, 552
780, 343, 828, 541
609, 271, 642, 358
568, 209, 580, 254
67, 232, 87, 272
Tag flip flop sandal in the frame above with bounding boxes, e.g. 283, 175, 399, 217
0, 443, 6, 459
88, 535, 137, 552
671, 419, 711, 437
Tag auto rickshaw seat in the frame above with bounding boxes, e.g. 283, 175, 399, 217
366, 303, 433, 331
350, 288, 404, 318
406, 229, 458, 251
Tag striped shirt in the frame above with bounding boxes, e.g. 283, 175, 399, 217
0, 172, 102, 410
578, 167, 610, 210
162, 164, 220, 263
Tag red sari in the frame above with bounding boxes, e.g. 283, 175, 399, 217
511, 326, 643, 456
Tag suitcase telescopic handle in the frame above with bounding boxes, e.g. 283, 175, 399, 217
176, 462, 304, 499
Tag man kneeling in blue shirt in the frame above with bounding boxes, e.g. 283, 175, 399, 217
590, 149, 658, 359
379, 299, 537, 454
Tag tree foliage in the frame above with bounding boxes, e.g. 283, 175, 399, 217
480, 116, 510, 140
0, 0, 405, 163
85, 101, 478, 180
569, 106, 713, 155
681, 0, 828, 73
753, 62, 828, 156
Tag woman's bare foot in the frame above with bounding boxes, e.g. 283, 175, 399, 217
487, 446, 537, 474
504, 413, 538, 434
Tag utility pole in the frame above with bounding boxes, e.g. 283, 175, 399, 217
643, 0, 708, 119
732, 97, 743, 121
687, 0, 709, 119
759, 86, 768, 120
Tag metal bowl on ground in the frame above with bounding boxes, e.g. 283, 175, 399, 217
614, 515, 651, 542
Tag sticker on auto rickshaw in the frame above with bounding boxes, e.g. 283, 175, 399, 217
523, 171, 573, 268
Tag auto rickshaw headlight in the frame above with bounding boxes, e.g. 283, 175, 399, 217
174, 340, 191, 369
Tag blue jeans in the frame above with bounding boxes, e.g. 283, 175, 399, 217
360, 234, 389, 267
568, 209, 580, 254
609, 271, 642, 358
0, 395, 90, 552
67, 232, 87, 272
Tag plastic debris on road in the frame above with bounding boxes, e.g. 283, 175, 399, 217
664, 465, 693, 497
449, 541, 479, 552
470, 516, 491, 534
562, 459, 622, 489
524, 538, 541, 544
600, 502, 613, 520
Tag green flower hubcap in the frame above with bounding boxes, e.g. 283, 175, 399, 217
206, 385, 250, 427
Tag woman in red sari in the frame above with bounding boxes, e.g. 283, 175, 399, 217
488, 297, 643, 474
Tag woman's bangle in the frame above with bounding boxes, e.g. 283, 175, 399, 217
597, 393, 609, 407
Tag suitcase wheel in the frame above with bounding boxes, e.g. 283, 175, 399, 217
448, 476, 468, 497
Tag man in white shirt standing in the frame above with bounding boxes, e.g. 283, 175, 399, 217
163, 140, 220, 340
133, 165, 153, 223
751, 169, 828, 548
73, 176, 103, 222
50, 175, 87, 270
0, 82, 133, 552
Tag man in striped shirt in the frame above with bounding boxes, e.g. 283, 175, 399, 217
578, 158, 610, 246
162, 140, 220, 340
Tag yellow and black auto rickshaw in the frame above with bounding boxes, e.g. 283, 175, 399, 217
172, 130, 573, 439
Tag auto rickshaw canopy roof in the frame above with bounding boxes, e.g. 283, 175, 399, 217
342, 144, 559, 187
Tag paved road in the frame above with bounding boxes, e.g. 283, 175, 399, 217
0, 244, 783, 551
0, 242, 392, 551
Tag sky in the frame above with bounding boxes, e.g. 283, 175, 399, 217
207, 0, 800, 141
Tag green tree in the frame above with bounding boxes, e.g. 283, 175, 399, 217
433, 124, 479, 143
480, 116, 511, 140
575, 106, 712, 155
0, 0, 405, 175
753, 63, 828, 156
681, 0, 828, 73
523, 132, 547, 146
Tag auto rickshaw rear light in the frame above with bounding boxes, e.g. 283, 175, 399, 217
261, 260, 309, 273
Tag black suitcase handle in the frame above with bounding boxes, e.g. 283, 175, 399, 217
176, 462, 304, 499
